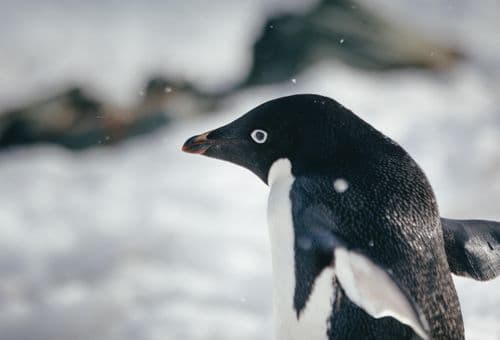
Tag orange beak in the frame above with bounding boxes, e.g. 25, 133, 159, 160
182, 132, 213, 154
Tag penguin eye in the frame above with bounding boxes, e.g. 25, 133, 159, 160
250, 129, 268, 144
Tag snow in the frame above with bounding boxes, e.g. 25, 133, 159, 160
1, 62, 499, 339
1, 1, 500, 340
333, 178, 349, 194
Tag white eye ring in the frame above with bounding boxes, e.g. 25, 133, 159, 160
250, 129, 268, 144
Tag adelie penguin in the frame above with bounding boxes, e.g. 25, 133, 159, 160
182, 94, 500, 339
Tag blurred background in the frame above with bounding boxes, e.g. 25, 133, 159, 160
0, 0, 499, 339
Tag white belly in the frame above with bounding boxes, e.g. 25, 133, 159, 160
267, 159, 335, 340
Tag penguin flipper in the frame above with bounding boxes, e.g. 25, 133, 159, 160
304, 227, 430, 340
441, 218, 500, 281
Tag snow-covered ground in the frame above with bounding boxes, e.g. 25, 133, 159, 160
1, 1, 500, 340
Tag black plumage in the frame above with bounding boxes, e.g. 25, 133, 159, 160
183, 94, 500, 339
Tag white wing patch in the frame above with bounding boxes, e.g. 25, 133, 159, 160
335, 248, 430, 340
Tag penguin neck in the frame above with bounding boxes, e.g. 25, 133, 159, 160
267, 158, 297, 338
266, 158, 335, 340
267, 158, 294, 186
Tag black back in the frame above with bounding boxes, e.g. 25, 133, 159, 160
287, 106, 464, 339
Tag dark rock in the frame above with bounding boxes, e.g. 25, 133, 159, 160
0, 87, 169, 150
0, 77, 219, 151
244, 0, 463, 87
139, 77, 218, 119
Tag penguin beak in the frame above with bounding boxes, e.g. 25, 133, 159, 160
182, 131, 215, 154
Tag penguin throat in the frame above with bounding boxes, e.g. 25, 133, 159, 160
268, 158, 293, 185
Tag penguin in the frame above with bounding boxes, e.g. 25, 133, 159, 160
182, 94, 500, 339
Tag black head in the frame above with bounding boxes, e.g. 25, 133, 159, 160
182, 94, 391, 184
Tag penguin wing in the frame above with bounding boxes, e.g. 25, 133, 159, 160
441, 218, 500, 281
300, 224, 430, 340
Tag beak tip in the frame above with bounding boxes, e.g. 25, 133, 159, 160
182, 132, 211, 155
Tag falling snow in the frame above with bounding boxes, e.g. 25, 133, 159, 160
333, 178, 349, 193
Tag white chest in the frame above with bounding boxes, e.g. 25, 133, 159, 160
267, 159, 335, 340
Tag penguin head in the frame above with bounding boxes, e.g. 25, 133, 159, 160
182, 94, 384, 184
